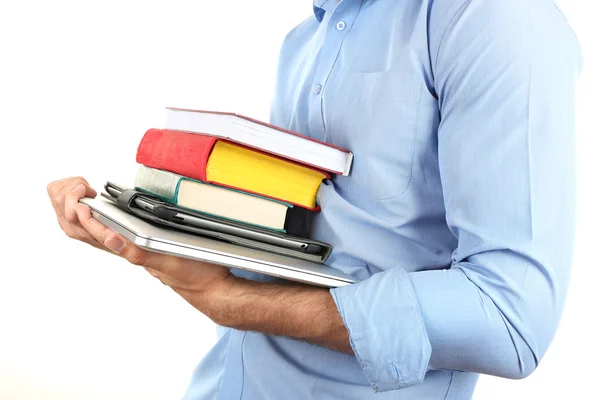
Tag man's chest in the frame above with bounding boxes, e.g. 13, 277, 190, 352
271, 0, 440, 201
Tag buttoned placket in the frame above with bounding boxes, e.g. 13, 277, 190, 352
307, 0, 363, 142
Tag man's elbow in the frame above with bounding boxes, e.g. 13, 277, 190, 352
502, 357, 538, 380
467, 253, 570, 381
485, 330, 540, 380
493, 304, 558, 380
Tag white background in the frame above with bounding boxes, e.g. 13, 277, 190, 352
0, 1, 597, 399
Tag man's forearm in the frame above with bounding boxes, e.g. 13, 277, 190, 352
202, 276, 353, 354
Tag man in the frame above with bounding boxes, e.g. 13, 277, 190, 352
47, 0, 580, 398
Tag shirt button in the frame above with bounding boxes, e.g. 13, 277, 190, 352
336, 21, 346, 31
314, 84, 322, 95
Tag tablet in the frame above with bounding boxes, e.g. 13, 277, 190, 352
104, 183, 318, 254
79, 197, 356, 288
101, 182, 332, 263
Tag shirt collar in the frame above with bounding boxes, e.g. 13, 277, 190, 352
313, 0, 341, 22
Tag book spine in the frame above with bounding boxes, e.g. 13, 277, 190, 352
134, 165, 181, 203
136, 128, 218, 182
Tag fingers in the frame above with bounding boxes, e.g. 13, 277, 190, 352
65, 179, 97, 199
102, 230, 191, 281
48, 176, 103, 248
47, 176, 97, 217
65, 183, 97, 223
75, 203, 117, 246
47, 176, 92, 202
63, 181, 97, 223
107, 231, 176, 271
76, 201, 181, 273
75, 200, 222, 290
105, 232, 190, 288
64, 184, 88, 223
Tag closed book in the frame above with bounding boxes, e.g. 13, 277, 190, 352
164, 107, 353, 176
135, 166, 298, 232
136, 128, 329, 210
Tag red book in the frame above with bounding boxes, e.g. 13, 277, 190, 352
136, 129, 330, 210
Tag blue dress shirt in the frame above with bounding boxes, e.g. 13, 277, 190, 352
183, 0, 581, 398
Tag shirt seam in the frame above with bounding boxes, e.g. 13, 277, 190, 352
552, 2, 578, 37
238, 331, 247, 400
443, 371, 456, 400
433, 0, 471, 74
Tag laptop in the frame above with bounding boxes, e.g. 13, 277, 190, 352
79, 197, 356, 288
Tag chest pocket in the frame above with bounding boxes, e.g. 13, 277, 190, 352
322, 70, 422, 200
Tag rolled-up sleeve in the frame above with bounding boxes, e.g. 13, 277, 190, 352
331, 0, 581, 392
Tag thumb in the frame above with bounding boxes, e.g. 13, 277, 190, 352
104, 233, 176, 273
104, 235, 126, 254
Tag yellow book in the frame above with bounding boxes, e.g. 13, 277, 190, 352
206, 141, 327, 209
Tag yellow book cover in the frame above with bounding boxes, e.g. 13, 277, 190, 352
206, 141, 327, 209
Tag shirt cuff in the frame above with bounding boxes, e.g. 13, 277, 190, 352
330, 268, 431, 392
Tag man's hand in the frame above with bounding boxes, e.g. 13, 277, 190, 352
48, 176, 107, 251
47, 176, 233, 312
48, 177, 351, 353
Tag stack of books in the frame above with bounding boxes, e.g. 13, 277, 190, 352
133, 108, 354, 235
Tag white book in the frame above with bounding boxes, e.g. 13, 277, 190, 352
164, 107, 354, 176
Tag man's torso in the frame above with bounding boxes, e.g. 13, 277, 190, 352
184, 0, 481, 398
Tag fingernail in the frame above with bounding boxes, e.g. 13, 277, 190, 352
76, 184, 85, 192
105, 237, 125, 253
